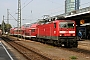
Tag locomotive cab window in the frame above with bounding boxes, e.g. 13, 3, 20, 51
59, 22, 67, 28
67, 23, 74, 28
59, 22, 74, 28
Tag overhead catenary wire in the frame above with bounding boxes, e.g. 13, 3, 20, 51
8, 0, 33, 19
9, 13, 18, 22
8, 0, 90, 25
9, 0, 90, 17
21, 0, 90, 16
31, 0, 90, 21
23, 0, 28, 5
35, 1, 90, 18
10, 0, 90, 16
22, 0, 33, 9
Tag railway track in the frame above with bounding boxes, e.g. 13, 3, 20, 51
1, 36, 51, 60
62, 47, 90, 56
2, 36, 90, 60
59, 41, 90, 56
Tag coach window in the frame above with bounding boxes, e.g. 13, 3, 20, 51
31, 29, 35, 32
54, 23, 56, 28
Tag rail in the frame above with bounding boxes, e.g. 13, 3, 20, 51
2, 36, 51, 60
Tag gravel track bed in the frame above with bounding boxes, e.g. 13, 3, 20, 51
1, 36, 51, 60
2, 36, 90, 60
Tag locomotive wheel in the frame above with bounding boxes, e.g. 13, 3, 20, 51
37, 38, 40, 42
53, 40, 58, 46
68, 41, 78, 48
64, 43, 68, 48
68, 42, 73, 48
64, 42, 72, 48
73, 41, 78, 48
40, 39, 44, 43
57, 41, 62, 47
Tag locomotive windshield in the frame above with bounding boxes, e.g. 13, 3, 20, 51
59, 22, 74, 28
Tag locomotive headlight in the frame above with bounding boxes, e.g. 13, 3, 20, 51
60, 34, 64, 36
73, 34, 75, 36
60, 34, 62, 36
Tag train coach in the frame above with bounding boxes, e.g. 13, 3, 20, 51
10, 23, 38, 39
22, 23, 38, 39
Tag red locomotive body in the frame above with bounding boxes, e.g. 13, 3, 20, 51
37, 20, 77, 47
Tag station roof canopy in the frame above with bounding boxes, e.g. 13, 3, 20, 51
80, 23, 90, 26
60, 6, 90, 20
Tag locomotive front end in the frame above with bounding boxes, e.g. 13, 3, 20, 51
59, 21, 75, 37
58, 20, 78, 48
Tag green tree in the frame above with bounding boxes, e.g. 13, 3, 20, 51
1, 20, 12, 34
5, 24, 12, 33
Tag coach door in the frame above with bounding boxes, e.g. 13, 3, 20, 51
53, 23, 58, 40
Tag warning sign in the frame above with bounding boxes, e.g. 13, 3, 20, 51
80, 20, 85, 24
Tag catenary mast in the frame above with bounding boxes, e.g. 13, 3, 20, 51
18, 0, 21, 28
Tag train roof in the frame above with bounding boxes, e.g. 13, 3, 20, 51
22, 23, 31, 28
37, 15, 75, 24
23, 23, 31, 24
38, 19, 75, 25
31, 24, 38, 27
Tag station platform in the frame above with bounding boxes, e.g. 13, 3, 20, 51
0, 37, 30, 60
0, 39, 14, 60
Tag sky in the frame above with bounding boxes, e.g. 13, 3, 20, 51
0, 0, 90, 27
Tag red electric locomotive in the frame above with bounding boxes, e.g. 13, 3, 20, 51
36, 19, 77, 48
